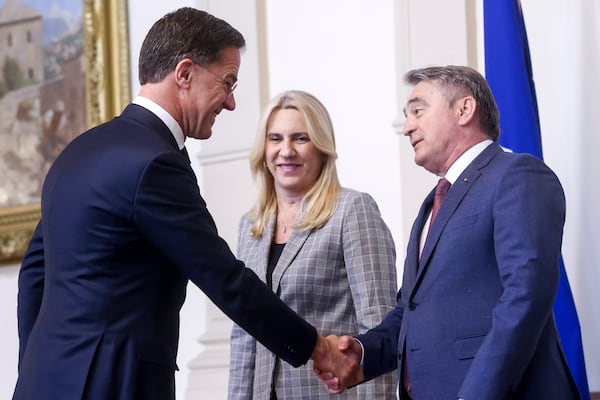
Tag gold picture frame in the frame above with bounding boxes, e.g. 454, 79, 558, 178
0, 0, 131, 264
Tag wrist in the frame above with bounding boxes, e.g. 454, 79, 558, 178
311, 334, 327, 361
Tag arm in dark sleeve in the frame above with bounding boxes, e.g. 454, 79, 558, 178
355, 290, 404, 381
17, 220, 45, 369
134, 152, 317, 367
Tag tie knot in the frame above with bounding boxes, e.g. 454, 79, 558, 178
435, 178, 451, 196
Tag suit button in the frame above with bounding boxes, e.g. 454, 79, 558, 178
409, 301, 416, 310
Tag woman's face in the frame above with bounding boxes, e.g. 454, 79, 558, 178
264, 108, 323, 197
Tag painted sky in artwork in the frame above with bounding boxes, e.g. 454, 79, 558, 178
0, 0, 82, 44
0, 0, 81, 20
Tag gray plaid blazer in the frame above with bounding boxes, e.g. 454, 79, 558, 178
228, 189, 398, 399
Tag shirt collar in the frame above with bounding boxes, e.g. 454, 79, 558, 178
132, 96, 185, 150
444, 139, 493, 184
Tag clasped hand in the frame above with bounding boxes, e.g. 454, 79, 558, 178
311, 335, 364, 394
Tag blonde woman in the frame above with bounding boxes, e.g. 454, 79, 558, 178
228, 90, 398, 399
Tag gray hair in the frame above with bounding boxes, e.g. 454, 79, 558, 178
404, 65, 500, 141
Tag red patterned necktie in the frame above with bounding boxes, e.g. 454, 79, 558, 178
406, 178, 451, 396
429, 177, 451, 229
419, 177, 451, 264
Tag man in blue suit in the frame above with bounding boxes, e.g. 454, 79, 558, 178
14, 8, 361, 400
318, 66, 580, 399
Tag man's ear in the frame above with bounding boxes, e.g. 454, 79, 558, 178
457, 96, 476, 126
174, 58, 195, 88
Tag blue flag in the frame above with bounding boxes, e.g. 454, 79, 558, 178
484, 1, 590, 398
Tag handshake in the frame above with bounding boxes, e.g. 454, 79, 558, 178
310, 334, 365, 394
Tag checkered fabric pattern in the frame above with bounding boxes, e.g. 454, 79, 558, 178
228, 189, 399, 399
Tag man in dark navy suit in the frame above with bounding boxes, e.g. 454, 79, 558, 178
14, 8, 361, 400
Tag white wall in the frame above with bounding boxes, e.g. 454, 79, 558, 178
521, 0, 600, 391
0, 265, 19, 398
263, 0, 405, 270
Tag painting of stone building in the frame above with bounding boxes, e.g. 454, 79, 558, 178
0, 0, 85, 208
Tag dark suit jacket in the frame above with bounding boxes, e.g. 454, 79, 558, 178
356, 143, 580, 400
14, 104, 316, 400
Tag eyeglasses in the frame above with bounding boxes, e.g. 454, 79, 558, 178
223, 80, 238, 97
198, 64, 238, 97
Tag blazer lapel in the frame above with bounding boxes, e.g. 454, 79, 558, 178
256, 218, 276, 286
271, 228, 312, 295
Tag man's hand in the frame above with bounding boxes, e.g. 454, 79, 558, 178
311, 334, 364, 394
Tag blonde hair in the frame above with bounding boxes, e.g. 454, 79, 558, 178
247, 90, 341, 238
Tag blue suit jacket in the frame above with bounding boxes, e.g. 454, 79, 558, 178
14, 105, 316, 400
357, 143, 580, 399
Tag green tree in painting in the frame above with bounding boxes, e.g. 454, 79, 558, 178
0, 79, 7, 99
3, 56, 25, 91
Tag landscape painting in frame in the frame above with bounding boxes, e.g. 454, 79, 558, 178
0, 0, 130, 263
0, 0, 86, 208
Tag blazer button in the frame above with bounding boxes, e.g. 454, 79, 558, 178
409, 301, 416, 311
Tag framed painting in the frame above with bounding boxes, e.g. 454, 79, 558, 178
0, 0, 131, 264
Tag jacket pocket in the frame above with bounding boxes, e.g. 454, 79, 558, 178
446, 214, 478, 231
454, 333, 486, 360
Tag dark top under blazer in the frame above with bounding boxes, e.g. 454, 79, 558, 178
14, 104, 316, 400
356, 143, 580, 400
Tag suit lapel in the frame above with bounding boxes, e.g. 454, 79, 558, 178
405, 190, 435, 281
121, 104, 181, 152
412, 143, 503, 293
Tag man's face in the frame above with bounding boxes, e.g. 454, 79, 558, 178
402, 81, 460, 175
181, 47, 241, 140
